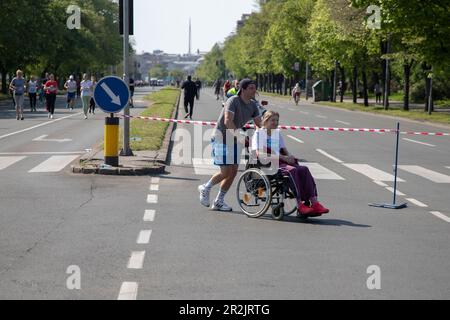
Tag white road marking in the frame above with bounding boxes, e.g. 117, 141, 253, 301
0, 113, 83, 141
288, 108, 295, 111
316, 149, 343, 163
287, 135, 304, 144
299, 111, 309, 115
137, 230, 152, 244
302, 163, 345, 180
373, 181, 388, 187
192, 158, 246, 176
446, 167, 450, 170
430, 211, 450, 223
127, 251, 146, 269
402, 138, 436, 147
144, 210, 156, 222
343, 164, 405, 182
147, 194, 158, 204
151, 177, 160, 184
398, 165, 450, 183
118, 282, 138, 300
150, 184, 159, 191
0, 156, 26, 170
316, 115, 327, 119
33, 135, 72, 143
385, 187, 406, 196
28, 155, 79, 173
336, 120, 351, 126
0, 151, 85, 155
405, 198, 428, 208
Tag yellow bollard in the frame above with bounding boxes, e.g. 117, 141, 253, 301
104, 116, 119, 167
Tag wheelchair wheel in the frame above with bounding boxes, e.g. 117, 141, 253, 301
236, 168, 272, 218
271, 205, 284, 221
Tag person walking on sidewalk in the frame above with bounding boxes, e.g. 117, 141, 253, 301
80, 73, 93, 119
195, 77, 202, 100
89, 75, 97, 114
27, 76, 38, 112
198, 79, 262, 211
64, 75, 77, 110
181, 75, 197, 119
9, 70, 26, 120
44, 74, 58, 119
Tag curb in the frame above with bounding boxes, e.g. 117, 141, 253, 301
71, 89, 181, 176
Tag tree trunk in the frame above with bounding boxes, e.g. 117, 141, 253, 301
352, 65, 358, 104
1, 67, 7, 94
339, 66, 346, 103
362, 66, 369, 107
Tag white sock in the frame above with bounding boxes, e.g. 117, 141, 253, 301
215, 189, 227, 204
204, 179, 214, 190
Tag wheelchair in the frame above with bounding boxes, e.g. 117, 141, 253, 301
236, 139, 300, 221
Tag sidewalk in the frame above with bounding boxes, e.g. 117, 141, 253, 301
71, 88, 180, 176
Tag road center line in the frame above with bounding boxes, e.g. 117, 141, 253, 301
147, 194, 158, 204
118, 282, 138, 300
144, 210, 156, 222
137, 230, 152, 244
150, 184, 159, 191
336, 120, 351, 126
405, 198, 428, 208
430, 211, 450, 223
385, 187, 406, 196
316, 149, 343, 163
151, 177, 160, 184
402, 138, 436, 147
287, 135, 304, 144
127, 251, 146, 269
0, 113, 83, 141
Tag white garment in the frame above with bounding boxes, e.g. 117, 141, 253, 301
80, 80, 93, 97
251, 129, 286, 156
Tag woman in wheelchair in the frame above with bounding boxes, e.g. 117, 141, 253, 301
251, 111, 329, 217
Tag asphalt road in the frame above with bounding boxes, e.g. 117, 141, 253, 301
0, 87, 449, 300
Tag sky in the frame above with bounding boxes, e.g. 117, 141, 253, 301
133, 0, 258, 55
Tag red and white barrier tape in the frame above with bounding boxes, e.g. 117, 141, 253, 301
120, 115, 450, 136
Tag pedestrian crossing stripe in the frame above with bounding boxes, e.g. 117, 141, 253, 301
0, 156, 26, 170
343, 163, 405, 182
28, 155, 79, 173
191, 158, 345, 180
398, 165, 450, 183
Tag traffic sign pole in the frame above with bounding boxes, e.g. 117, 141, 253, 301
121, 0, 133, 156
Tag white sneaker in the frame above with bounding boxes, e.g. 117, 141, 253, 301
84, 115, 88, 119
50, 114, 53, 119
212, 201, 232, 212
198, 185, 210, 207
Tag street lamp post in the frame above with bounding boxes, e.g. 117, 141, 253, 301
121, 0, 133, 156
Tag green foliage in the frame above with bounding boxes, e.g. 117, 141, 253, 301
0, 0, 124, 92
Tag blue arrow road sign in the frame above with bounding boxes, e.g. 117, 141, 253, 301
94, 76, 130, 113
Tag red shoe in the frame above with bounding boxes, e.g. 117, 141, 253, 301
298, 203, 314, 216
311, 202, 329, 214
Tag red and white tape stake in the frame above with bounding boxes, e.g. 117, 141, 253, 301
120, 115, 450, 136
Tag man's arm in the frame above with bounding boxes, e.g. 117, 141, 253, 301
224, 111, 237, 130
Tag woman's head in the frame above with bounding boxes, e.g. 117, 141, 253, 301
16, 70, 23, 78
262, 110, 280, 129
83, 73, 88, 80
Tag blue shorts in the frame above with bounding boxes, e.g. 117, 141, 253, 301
211, 137, 242, 166
67, 92, 76, 101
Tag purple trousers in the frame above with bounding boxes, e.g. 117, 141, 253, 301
280, 162, 317, 203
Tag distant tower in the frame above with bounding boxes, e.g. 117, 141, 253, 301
188, 18, 192, 56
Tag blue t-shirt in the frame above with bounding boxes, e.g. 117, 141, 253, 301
11, 78, 26, 95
